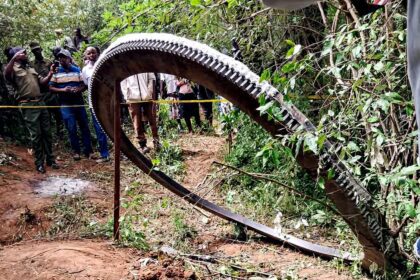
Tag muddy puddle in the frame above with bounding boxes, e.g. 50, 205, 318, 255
33, 177, 93, 197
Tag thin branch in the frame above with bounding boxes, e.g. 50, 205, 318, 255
317, 3, 328, 27
238, 7, 271, 23
391, 216, 409, 237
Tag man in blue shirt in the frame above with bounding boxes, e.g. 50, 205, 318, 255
49, 49, 93, 160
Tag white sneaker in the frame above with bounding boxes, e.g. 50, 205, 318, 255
96, 157, 110, 163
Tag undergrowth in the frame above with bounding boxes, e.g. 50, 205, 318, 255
221, 111, 360, 254
47, 195, 97, 237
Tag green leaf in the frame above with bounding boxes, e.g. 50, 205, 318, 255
321, 39, 334, 56
318, 177, 325, 189
286, 44, 302, 59
284, 39, 295, 46
347, 141, 360, 152
317, 134, 327, 150
281, 62, 297, 73
304, 133, 318, 154
190, 0, 201, 5
374, 61, 385, 72
367, 116, 379, 123
260, 69, 271, 82
384, 92, 404, 103
327, 169, 335, 180
352, 45, 362, 58
399, 165, 420, 176
257, 101, 274, 115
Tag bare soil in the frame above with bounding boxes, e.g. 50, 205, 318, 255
0, 135, 364, 279
0, 240, 135, 280
0, 143, 112, 244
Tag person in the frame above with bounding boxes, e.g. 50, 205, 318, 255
161, 73, 184, 131
49, 49, 93, 160
52, 46, 62, 61
0, 61, 8, 140
196, 84, 215, 127
176, 78, 202, 133
82, 46, 110, 163
54, 29, 76, 53
29, 42, 63, 139
73, 28, 89, 51
3, 47, 59, 173
2, 47, 24, 142
120, 73, 160, 153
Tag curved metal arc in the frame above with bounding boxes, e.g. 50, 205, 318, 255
113, 128, 359, 261
89, 33, 400, 269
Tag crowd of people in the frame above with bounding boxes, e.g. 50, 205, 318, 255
0, 28, 216, 173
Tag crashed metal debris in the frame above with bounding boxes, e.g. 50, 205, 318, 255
89, 33, 405, 271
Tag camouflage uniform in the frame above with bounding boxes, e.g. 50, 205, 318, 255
10, 62, 54, 168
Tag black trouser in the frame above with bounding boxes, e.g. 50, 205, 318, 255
198, 91, 214, 124
20, 101, 54, 167
0, 116, 4, 138
179, 92, 201, 132
42, 92, 63, 138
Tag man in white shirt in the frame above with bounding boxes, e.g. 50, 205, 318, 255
120, 73, 160, 153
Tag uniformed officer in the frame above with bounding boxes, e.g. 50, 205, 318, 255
3, 47, 59, 173
30, 41, 63, 139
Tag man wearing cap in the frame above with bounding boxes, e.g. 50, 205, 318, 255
3, 47, 59, 173
30, 42, 63, 139
49, 49, 93, 160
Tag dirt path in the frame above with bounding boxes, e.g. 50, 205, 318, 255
177, 134, 225, 188
172, 134, 358, 279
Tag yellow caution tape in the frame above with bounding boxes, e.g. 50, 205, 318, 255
0, 95, 336, 109
0, 99, 230, 109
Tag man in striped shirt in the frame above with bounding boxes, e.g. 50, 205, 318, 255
49, 49, 93, 160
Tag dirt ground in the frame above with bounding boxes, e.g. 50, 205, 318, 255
0, 240, 135, 280
0, 135, 363, 279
